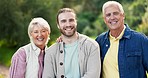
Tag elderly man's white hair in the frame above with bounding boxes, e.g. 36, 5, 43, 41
102, 1, 124, 16
28, 17, 51, 44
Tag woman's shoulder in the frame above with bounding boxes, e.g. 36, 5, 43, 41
12, 45, 27, 61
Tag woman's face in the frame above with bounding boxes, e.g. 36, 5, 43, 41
31, 26, 49, 49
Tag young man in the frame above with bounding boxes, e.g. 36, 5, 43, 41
96, 1, 148, 78
43, 8, 101, 78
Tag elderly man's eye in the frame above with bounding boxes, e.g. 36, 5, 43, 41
113, 12, 119, 15
106, 13, 111, 17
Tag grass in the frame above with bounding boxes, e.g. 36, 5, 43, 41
0, 74, 5, 78
0, 75, 3, 78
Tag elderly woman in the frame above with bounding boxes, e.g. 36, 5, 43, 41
9, 17, 51, 78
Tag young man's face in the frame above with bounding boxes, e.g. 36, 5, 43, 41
58, 12, 77, 37
103, 5, 125, 31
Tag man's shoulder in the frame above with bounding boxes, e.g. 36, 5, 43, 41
79, 34, 99, 47
47, 43, 59, 50
96, 31, 108, 41
99, 32, 108, 38
124, 25, 147, 39
125, 26, 145, 37
45, 43, 60, 55
131, 30, 148, 40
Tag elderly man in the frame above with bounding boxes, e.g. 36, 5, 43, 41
96, 1, 148, 78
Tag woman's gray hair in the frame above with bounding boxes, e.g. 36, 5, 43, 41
28, 17, 51, 43
102, 1, 124, 16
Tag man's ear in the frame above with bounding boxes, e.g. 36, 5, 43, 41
103, 16, 107, 24
123, 13, 125, 19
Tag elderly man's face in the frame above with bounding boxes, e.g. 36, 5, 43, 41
103, 5, 125, 31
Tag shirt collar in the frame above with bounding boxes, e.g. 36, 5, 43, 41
109, 25, 126, 40
31, 42, 47, 55
105, 24, 132, 40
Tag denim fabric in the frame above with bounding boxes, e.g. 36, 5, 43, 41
96, 24, 148, 78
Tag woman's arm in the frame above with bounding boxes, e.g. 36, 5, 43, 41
9, 48, 27, 78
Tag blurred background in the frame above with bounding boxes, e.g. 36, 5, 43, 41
0, 0, 148, 77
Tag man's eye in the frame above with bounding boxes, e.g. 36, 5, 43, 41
69, 19, 74, 22
106, 13, 111, 17
61, 20, 66, 23
113, 12, 119, 15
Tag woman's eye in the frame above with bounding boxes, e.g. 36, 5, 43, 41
42, 30, 46, 32
33, 31, 38, 33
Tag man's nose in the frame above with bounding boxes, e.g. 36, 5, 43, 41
65, 22, 70, 26
110, 14, 115, 19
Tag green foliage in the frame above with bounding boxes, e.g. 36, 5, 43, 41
0, 0, 27, 47
0, 47, 16, 66
0, 0, 64, 47
82, 25, 97, 37
124, 0, 146, 29
77, 17, 89, 33
136, 0, 148, 35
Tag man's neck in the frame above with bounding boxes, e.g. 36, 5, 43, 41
62, 32, 78, 44
110, 25, 124, 38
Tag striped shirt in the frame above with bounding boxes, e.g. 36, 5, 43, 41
9, 45, 45, 78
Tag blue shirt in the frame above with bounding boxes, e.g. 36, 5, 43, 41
96, 24, 148, 78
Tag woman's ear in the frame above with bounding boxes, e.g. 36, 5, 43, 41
57, 24, 60, 29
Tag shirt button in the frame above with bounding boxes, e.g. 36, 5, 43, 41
60, 50, 63, 53
106, 44, 108, 47
60, 62, 63, 65
61, 75, 64, 78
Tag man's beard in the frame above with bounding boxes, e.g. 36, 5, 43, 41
59, 26, 77, 37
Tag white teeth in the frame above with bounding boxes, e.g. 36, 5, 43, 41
37, 38, 44, 41
66, 28, 72, 30
110, 21, 117, 25
64, 27, 72, 31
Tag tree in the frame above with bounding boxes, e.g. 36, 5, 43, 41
124, 0, 146, 30
0, 0, 63, 47
0, 0, 26, 47
136, 0, 148, 36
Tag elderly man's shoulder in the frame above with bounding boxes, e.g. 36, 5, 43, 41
131, 30, 148, 39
